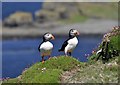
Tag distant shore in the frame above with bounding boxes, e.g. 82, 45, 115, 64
2, 34, 103, 40
1, 19, 118, 40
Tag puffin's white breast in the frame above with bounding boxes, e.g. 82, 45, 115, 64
40, 41, 53, 56
65, 37, 78, 53
68, 37, 78, 48
40, 41, 53, 50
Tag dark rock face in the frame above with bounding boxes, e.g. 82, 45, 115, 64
3, 11, 33, 27
3, 19, 18, 27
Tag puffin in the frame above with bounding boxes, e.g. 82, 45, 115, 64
58, 29, 79, 56
38, 32, 55, 63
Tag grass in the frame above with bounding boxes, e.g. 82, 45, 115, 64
69, 56, 118, 83
60, 15, 88, 24
3, 56, 119, 83
2, 56, 83, 83
110, 35, 119, 50
60, 3, 118, 24
79, 3, 118, 20
79, 34, 119, 83
88, 34, 120, 61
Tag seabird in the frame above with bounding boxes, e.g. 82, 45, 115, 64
58, 29, 79, 56
38, 32, 55, 63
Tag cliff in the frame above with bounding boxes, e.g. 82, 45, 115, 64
2, 56, 119, 83
35, 2, 118, 23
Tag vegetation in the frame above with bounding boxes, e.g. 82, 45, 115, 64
63, 56, 118, 83
60, 3, 118, 24
88, 35, 119, 61
60, 15, 87, 24
2, 56, 83, 83
2, 55, 119, 83
36, 3, 118, 24
78, 3, 118, 20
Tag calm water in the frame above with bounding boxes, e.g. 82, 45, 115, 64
2, 35, 102, 78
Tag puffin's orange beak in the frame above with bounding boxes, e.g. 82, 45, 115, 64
75, 31, 80, 35
77, 31, 80, 35
51, 35, 55, 40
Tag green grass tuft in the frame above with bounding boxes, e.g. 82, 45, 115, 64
61, 15, 88, 24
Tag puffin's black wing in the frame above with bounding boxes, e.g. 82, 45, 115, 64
38, 44, 41, 52
38, 41, 44, 52
58, 39, 69, 52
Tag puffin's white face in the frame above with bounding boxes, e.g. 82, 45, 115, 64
69, 29, 79, 37
44, 33, 55, 41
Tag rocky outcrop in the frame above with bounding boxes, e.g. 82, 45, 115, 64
35, 2, 117, 23
35, 2, 82, 23
3, 11, 33, 27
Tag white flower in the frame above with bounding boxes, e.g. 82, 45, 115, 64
107, 63, 112, 66
114, 62, 117, 66
99, 74, 103, 78
42, 67, 46, 71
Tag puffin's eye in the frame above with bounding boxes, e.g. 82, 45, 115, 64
47, 34, 50, 36
71, 30, 74, 32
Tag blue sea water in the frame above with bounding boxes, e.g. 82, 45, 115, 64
2, 2, 43, 20
2, 35, 102, 78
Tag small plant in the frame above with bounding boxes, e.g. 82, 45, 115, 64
90, 26, 120, 63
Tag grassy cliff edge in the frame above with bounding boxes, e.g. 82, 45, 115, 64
2, 56, 119, 83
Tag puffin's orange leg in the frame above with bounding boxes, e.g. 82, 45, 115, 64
42, 56, 44, 63
48, 55, 51, 59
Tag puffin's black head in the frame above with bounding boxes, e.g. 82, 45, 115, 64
69, 29, 79, 37
43, 32, 55, 41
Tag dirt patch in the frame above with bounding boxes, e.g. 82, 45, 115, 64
60, 68, 80, 83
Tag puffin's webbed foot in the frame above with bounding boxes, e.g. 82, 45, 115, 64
65, 54, 69, 57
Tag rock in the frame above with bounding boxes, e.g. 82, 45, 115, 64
3, 11, 33, 27
35, 2, 81, 23
35, 2, 117, 23
35, 10, 59, 23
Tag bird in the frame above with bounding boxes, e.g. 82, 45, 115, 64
38, 32, 55, 63
58, 29, 79, 56
96, 48, 102, 55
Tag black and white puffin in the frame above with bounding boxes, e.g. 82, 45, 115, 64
38, 32, 55, 63
58, 29, 79, 56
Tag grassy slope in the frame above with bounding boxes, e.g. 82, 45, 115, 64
61, 3, 118, 24
61, 35, 119, 83
3, 56, 83, 83
3, 34, 119, 83
3, 56, 119, 83
65, 57, 118, 83
79, 3, 118, 20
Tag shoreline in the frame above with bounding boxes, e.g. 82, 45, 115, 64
2, 33, 103, 40
1, 19, 118, 40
